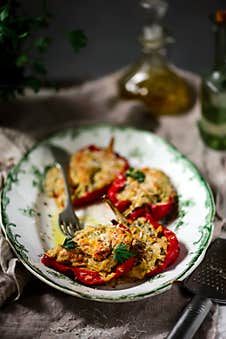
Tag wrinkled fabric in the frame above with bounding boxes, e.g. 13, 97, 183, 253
0, 69, 224, 338
0, 129, 33, 306
0, 282, 219, 339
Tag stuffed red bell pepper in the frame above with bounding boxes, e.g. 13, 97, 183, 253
108, 167, 176, 221
125, 210, 179, 280
42, 200, 179, 285
41, 222, 135, 285
44, 138, 129, 208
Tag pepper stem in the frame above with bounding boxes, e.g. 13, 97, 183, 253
103, 195, 130, 227
105, 136, 115, 154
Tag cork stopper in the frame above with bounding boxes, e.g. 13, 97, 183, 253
215, 10, 226, 24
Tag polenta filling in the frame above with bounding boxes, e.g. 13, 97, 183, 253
117, 167, 175, 214
45, 223, 134, 282
44, 144, 127, 208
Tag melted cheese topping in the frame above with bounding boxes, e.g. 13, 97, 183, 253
46, 217, 170, 283
46, 223, 133, 281
44, 145, 126, 207
117, 168, 175, 214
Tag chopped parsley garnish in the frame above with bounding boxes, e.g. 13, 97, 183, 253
114, 244, 134, 264
126, 167, 145, 183
63, 237, 76, 250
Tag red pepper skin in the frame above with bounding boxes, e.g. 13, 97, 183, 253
71, 145, 129, 209
145, 213, 179, 276
129, 208, 160, 228
149, 196, 174, 221
107, 173, 131, 212
147, 227, 179, 277
107, 173, 174, 221
72, 184, 113, 209
129, 211, 179, 277
41, 254, 135, 286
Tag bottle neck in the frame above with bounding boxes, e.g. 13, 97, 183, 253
142, 46, 167, 67
139, 25, 168, 67
214, 24, 226, 70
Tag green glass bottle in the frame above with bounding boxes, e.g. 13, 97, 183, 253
199, 10, 226, 150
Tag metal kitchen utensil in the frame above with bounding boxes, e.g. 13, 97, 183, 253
49, 145, 81, 236
167, 237, 226, 339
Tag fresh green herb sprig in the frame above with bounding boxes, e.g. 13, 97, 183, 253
67, 29, 87, 53
113, 244, 134, 264
0, 0, 87, 100
126, 167, 145, 183
63, 237, 76, 250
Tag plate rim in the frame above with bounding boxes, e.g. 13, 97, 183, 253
0, 123, 215, 302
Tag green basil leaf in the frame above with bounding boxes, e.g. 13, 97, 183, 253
18, 32, 29, 39
114, 244, 134, 264
126, 168, 145, 183
67, 29, 87, 53
35, 36, 52, 53
35, 13, 51, 27
0, 5, 9, 22
63, 237, 76, 250
26, 77, 42, 93
33, 60, 47, 75
16, 54, 28, 67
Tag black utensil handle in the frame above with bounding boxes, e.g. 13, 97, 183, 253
167, 295, 213, 339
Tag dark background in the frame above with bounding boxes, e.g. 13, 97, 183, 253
17, 0, 226, 83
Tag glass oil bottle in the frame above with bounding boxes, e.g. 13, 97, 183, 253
119, 0, 193, 116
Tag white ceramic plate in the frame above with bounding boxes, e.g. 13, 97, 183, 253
1, 125, 215, 302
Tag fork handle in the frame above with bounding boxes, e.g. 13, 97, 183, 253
58, 163, 80, 226
167, 294, 213, 339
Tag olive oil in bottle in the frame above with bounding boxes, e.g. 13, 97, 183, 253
119, 0, 193, 116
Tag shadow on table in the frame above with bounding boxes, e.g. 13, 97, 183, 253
0, 275, 216, 339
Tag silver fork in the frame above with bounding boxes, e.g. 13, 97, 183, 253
48, 144, 81, 237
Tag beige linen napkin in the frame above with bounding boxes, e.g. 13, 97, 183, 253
0, 128, 33, 306
0, 69, 224, 338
